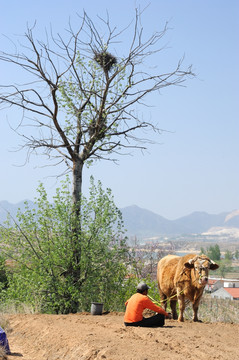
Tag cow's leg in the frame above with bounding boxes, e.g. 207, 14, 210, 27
160, 292, 168, 312
177, 293, 185, 322
192, 297, 201, 322
170, 299, 178, 320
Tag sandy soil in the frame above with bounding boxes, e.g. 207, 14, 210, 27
4, 313, 239, 360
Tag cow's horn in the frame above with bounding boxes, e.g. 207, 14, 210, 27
189, 255, 199, 264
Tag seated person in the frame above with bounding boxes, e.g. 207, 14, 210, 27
124, 282, 171, 327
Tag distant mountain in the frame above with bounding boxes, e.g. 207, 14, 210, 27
1, 200, 239, 238
173, 211, 229, 234
120, 205, 186, 237
120, 205, 239, 237
0, 200, 35, 224
224, 210, 239, 227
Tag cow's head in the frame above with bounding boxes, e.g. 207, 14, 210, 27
184, 255, 219, 285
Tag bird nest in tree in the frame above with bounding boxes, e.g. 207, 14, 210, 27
93, 51, 117, 72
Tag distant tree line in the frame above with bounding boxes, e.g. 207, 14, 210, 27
200, 245, 239, 278
200, 244, 239, 262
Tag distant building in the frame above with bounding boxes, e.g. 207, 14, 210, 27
224, 280, 239, 288
205, 279, 223, 293
211, 287, 239, 300
207, 278, 239, 299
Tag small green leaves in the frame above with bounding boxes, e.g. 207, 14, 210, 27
1, 176, 129, 313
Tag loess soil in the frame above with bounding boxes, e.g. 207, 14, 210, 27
5, 312, 239, 360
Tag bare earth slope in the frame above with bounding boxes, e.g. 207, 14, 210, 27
6, 313, 239, 360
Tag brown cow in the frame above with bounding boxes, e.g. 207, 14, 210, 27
157, 254, 219, 322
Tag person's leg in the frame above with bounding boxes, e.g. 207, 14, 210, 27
140, 314, 165, 327
124, 321, 143, 327
124, 314, 165, 328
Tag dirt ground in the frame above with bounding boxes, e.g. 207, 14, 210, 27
4, 312, 239, 360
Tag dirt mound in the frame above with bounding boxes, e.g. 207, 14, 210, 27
5, 313, 239, 360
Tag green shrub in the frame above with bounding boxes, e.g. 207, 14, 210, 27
1, 177, 130, 314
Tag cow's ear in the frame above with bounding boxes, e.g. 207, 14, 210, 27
184, 261, 194, 269
209, 262, 219, 270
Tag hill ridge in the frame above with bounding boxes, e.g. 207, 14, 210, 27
1, 200, 239, 237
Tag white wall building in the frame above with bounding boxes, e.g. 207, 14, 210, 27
210, 287, 239, 300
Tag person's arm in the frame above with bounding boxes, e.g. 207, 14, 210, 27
145, 297, 169, 317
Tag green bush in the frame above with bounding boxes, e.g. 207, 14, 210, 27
1, 177, 131, 314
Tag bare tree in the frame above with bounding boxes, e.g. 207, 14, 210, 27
0, 10, 194, 214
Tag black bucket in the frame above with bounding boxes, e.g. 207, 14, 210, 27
91, 302, 103, 315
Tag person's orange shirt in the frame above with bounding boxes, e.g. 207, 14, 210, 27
124, 293, 168, 323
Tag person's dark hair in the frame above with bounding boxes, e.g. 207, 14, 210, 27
136, 282, 149, 293
137, 289, 144, 294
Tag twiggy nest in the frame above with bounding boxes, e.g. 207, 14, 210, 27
93, 51, 117, 72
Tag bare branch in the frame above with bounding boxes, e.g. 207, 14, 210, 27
0, 9, 195, 206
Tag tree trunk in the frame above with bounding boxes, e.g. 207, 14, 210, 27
70, 157, 84, 284
72, 157, 84, 217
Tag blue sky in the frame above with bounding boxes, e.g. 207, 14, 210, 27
0, 0, 238, 219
